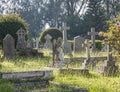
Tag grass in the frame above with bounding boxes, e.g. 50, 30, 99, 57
0, 57, 51, 72
0, 49, 120, 92
54, 71, 120, 92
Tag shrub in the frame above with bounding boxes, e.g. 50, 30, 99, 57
99, 14, 120, 54
39, 28, 62, 43
0, 13, 28, 45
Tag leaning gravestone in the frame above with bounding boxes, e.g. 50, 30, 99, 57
74, 36, 85, 53
44, 34, 52, 50
3, 34, 15, 58
16, 28, 26, 50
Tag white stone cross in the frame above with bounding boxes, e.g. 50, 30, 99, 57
88, 27, 98, 51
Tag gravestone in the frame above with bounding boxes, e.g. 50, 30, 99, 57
62, 23, 72, 54
100, 45, 118, 76
36, 37, 39, 49
16, 28, 26, 50
88, 27, 98, 51
74, 36, 85, 53
3, 34, 15, 58
52, 38, 65, 68
44, 34, 52, 50
82, 39, 91, 69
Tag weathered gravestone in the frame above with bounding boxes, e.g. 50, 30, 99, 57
44, 34, 52, 50
82, 39, 91, 69
16, 28, 26, 50
88, 27, 98, 51
3, 34, 15, 58
52, 38, 65, 68
74, 36, 85, 53
62, 23, 72, 54
35, 37, 39, 50
100, 45, 118, 76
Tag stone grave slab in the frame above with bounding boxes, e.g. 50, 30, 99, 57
0, 70, 53, 80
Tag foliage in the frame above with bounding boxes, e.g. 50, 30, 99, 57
39, 28, 62, 43
0, 13, 28, 45
83, 0, 107, 35
99, 14, 120, 54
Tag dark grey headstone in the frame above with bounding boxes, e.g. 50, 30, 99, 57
3, 34, 15, 58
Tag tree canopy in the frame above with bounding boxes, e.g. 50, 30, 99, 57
0, 13, 28, 44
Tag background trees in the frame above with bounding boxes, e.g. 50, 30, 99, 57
0, 0, 120, 40
0, 14, 28, 44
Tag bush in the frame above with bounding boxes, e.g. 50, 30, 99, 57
99, 14, 120, 54
0, 13, 28, 45
39, 28, 62, 43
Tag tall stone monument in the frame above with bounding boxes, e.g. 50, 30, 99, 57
3, 34, 15, 58
62, 23, 72, 54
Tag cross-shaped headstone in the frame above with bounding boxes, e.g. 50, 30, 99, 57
62, 23, 70, 42
16, 28, 26, 49
61, 23, 72, 54
88, 27, 98, 51
16, 28, 26, 40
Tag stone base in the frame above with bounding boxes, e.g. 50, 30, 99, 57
59, 68, 89, 75
100, 65, 118, 76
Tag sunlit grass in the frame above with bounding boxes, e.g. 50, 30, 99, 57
0, 57, 51, 72
54, 70, 120, 92
0, 49, 120, 92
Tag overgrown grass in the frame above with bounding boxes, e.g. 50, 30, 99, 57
0, 49, 120, 92
0, 56, 51, 72
54, 70, 120, 92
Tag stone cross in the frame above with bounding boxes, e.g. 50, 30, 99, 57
62, 23, 72, 54
16, 28, 26, 50
88, 27, 98, 51
3, 34, 15, 58
62, 23, 70, 43
16, 28, 26, 41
